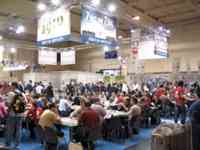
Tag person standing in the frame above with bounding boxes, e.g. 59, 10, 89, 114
174, 81, 187, 124
5, 82, 25, 149
189, 88, 200, 150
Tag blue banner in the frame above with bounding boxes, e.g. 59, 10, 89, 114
81, 6, 117, 47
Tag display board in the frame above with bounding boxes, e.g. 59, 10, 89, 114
81, 6, 117, 46
103, 69, 120, 76
37, 7, 71, 45
104, 50, 118, 59
38, 50, 57, 65
138, 34, 168, 60
60, 50, 76, 65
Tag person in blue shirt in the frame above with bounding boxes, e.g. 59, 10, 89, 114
189, 87, 200, 150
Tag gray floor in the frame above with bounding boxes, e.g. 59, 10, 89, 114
126, 139, 151, 150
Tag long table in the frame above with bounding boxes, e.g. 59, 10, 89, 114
61, 117, 78, 127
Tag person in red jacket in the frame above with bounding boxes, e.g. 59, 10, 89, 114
174, 81, 187, 124
77, 97, 100, 150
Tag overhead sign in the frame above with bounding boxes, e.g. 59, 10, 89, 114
81, 6, 117, 47
131, 29, 141, 57
138, 31, 168, 60
154, 33, 168, 57
37, 7, 71, 45
38, 50, 57, 65
61, 50, 76, 65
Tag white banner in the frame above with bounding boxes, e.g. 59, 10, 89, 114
81, 7, 117, 46
38, 50, 57, 65
61, 50, 76, 65
37, 7, 71, 44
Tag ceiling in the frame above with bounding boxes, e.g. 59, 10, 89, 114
0, 0, 200, 45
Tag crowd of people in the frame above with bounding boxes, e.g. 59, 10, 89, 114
0, 79, 199, 150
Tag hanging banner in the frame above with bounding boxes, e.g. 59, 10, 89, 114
80, 6, 117, 47
138, 30, 168, 60
60, 50, 76, 65
37, 7, 71, 45
131, 29, 141, 56
38, 50, 57, 65
154, 33, 168, 57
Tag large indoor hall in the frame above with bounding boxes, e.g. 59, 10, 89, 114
0, 0, 199, 150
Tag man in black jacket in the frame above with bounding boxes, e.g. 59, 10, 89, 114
189, 87, 200, 150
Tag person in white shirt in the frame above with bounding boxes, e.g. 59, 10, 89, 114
58, 96, 71, 116
35, 83, 44, 95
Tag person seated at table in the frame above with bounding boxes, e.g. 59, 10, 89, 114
127, 98, 142, 134
109, 92, 117, 103
118, 97, 131, 112
76, 97, 101, 150
127, 98, 142, 120
91, 101, 106, 124
98, 92, 107, 105
112, 92, 125, 105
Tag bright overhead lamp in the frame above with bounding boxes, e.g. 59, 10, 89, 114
131, 29, 135, 33
116, 46, 120, 50
0, 46, 5, 52
158, 26, 164, 31
166, 29, 171, 34
118, 35, 123, 39
91, 0, 100, 6
118, 56, 122, 61
37, 3, 47, 11
132, 16, 140, 21
10, 47, 17, 53
108, 3, 116, 12
103, 46, 109, 52
51, 0, 61, 6
16, 25, 25, 34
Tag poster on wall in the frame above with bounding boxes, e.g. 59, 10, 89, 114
60, 50, 76, 65
80, 6, 117, 47
37, 7, 71, 45
38, 50, 57, 65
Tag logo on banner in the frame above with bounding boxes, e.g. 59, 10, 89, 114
37, 7, 71, 45
80, 6, 117, 47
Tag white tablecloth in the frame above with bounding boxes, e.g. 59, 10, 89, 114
61, 117, 78, 127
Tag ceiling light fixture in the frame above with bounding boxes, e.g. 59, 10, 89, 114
37, 3, 47, 11
118, 35, 123, 39
16, 25, 25, 34
0, 46, 5, 52
166, 29, 171, 34
51, 0, 61, 6
131, 29, 135, 33
103, 46, 109, 52
91, 0, 100, 6
108, 3, 116, 13
132, 16, 140, 21
10, 47, 17, 54
158, 26, 164, 31
116, 46, 120, 50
